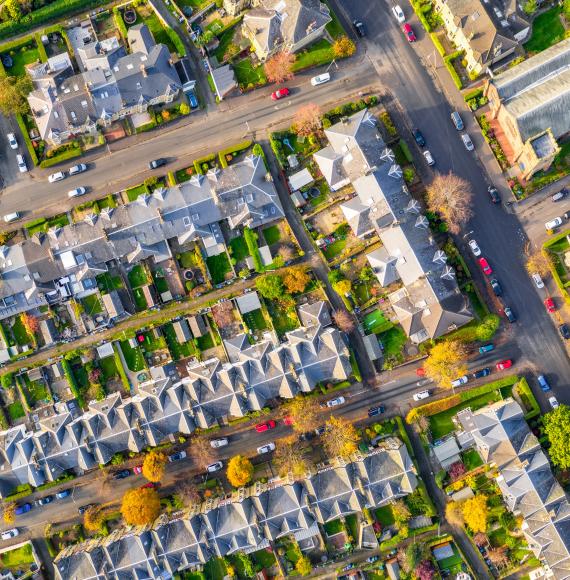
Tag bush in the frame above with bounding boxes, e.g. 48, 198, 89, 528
444, 51, 464, 89
166, 28, 185, 57
379, 111, 397, 137
430, 33, 446, 57
193, 153, 216, 175
113, 7, 128, 40
39, 145, 82, 168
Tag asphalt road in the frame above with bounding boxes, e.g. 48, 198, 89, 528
332, 0, 570, 403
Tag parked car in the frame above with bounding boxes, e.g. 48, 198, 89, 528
168, 451, 187, 462
16, 154, 27, 173
367, 556, 379, 564
532, 273, 545, 289
353, 20, 365, 36
490, 278, 502, 296
559, 323, 570, 340
416, 367, 426, 377
68, 163, 87, 175
133, 465, 143, 475
504, 306, 516, 323
255, 420, 276, 432
368, 405, 385, 417
423, 150, 435, 166
314, 425, 326, 436
487, 186, 501, 204
141, 481, 159, 489
549, 396, 559, 409
210, 437, 229, 448
14, 503, 32, 515
1, 529, 19, 540
148, 158, 167, 170
461, 133, 474, 151
413, 390, 431, 401
3, 212, 21, 224
545, 217, 563, 230
412, 128, 425, 147
325, 396, 346, 408
496, 359, 513, 371
6, 133, 17, 149
188, 92, 199, 109
552, 189, 567, 202
478, 343, 494, 354
310, 73, 331, 86
68, 187, 86, 198
544, 297, 556, 312
78, 503, 97, 515
451, 375, 469, 388
392, 5, 405, 22
402, 23, 416, 42
468, 239, 481, 256
48, 171, 66, 183
55, 489, 71, 500
257, 443, 276, 455
537, 374, 551, 392
478, 257, 492, 275
36, 495, 54, 506
271, 88, 290, 100
472, 368, 491, 379
451, 111, 464, 130
283, 416, 294, 426
113, 469, 131, 480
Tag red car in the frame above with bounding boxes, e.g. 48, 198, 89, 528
133, 465, 143, 475
544, 297, 556, 313
283, 416, 294, 426
141, 481, 159, 489
416, 367, 426, 377
271, 88, 290, 100
255, 420, 276, 433
478, 257, 492, 276
403, 23, 416, 42
496, 359, 513, 371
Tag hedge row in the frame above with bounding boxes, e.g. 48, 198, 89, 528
114, 345, 131, 393
4, 483, 33, 502
463, 87, 484, 102
244, 226, 263, 272
349, 348, 361, 382
113, 7, 128, 42
61, 358, 85, 408
218, 139, 252, 168
443, 50, 464, 90
16, 114, 39, 166
409, 0, 433, 32
193, 153, 216, 175
252, 143, 268, 169
166, 27, 186, 57
430, 33, 446, 57
35, 33, 48, 63
35, 472, 75, 491
395, 416, 414, 458
543, 229, 570, 249
39, 145, 82, 168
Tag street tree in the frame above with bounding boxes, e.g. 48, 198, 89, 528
0, 75, 33, 117
293, 103, 322, 137
121, 487, 161, 526
425, 172, 473, 234
445, 501, 465, 527
543, 404, 570, 468
525, 250, 550, 278
277, 244, 295, 262
323, 415, 359, 458
188, 436, 215, 471
462, 494, 488, 533
285, 395, 320, 434
296, 555, 312, 576
3, 502, 15, 524
142, 451, 167, 483
211, 301, 235, 328
282, 266, 310, 294
256, 274, 284, 299
273, 436, 309, 478
174, 481, 201, 507
264, 51, 295, 83
83, 505, 105, 532
332, 309, 355, 333
332, 36, 356, 58
226, 455, 254, 487
423, 339, 469, 389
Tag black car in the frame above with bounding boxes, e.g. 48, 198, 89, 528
78, 503, 97, 515
368, 405, 385, 417
490, 278, 502, 296
488, 186, 501, 204
412, 128, 426, 147
504, 306, 516, 323
314, 425, 325, 436
113, 469, 132, 480
559, 323, 570, 340
148, 158, 167, 170
36, 495, 54, 506
472, 368, 491, 379
353, 20, 365, 37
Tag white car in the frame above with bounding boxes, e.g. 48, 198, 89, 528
68, 163, 87, 176
549, 396, 559, 409
451, 375, 469, 388
48, 171, 66, 183
16, 154, 27, 173
532, 273, 544, 289
1, 528, 19, 540
413, 390, 431, 401
423, 150, 435, 166
257, 442, 276, 455
68, 187, 86, 198
461, 133, 474, 151
545, 217, 563, 230
468, 239, 481, 257
392, 5, 405, 23
206, 461, 223, 473
311, 73, 331, 86
210, 437, 229, 448
7, 133, 17, 150
326, 396, 346, 408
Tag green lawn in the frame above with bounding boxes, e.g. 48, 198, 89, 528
82, 294, 102, 316
22, 375, 49, 405
206, 18, 223, 34
214, 23, 239, 62
99, 356, 118, 381
262, 225, 281, 245
252, 548, 276, 570
436, 546, 464, 573
152, 270, 169, 294
0, 543, 34, 567
375, 505, 395, 526
73, 364, 89, 390
462, 448, 483, 471
132, 287, 148, 311
378, 325, 407, 357
26, 213, 70, 236
140, 331, 166, 353
324, 0, 345, 38
488, 527, 507, 548
120, 340, 145, 372
128, 264, 149, 288
323, 238, 347, 260
524, 6, 566, 53
4, 44, 40, 77
130, 9, 177, 54
125, 182, 149, 202
243, 308, 268, 331
324, 518, 344, 535
163, 323, 196, 360
233, 58, 267, 87
353, 280, 376, 306
229, 236, 250, 261
97, 272, 123, 293
345, 513, 359, 542
7, 401, 25, 421
363, 310, 393, 334
12, 316, 33, 346
197, 331, 214, 351
206, 253, 232, 284
266, 299, 300, 337
292, 39, 334, 72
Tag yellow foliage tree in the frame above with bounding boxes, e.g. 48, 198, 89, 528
445, 501, 465, 527
282, 266, 311, 295
285, 395, 320, 434
226, 455, 254, 487
333, 279, 352, 296
296, 555, 312, 576
323, 415, 359, 458
525, 250, 550, 278
83, 506, 105, 532
423, 339, 468, 388
332, 36, 356, 58
274, 437, 309, 478
142, 451, 167, 483
3, 502, 15, 524
121, 487, 161, 526
462, 495, 488, 533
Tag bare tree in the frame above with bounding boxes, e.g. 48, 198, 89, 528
175, 481, 201, 507
332, 309, 355, 333
274, 436, 310, 478
277, 244, 295, 262
188, 436, 215, 470
487, 547, 510, 569
264, 51, 295, 84
293, 103, 322, 137
525, 250, 550, 278
322, 416, 359, 458
211, 301, 234, 328
425, 172, 473, 234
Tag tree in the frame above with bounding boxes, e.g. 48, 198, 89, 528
487, 547, 510, 569
264, 51, 295, 83
179, 102, 190, 115
333, 279, 352, 296
332, 309, 355, 333
121, 487, 161, 526
296, 555, 312, 576
473, 532, 489, 547
89, 367, 102, 384
227, 455, 254, 487
174, 481, 201, 507
416, 559, 436, 580
293, 103, 322, 137
462, 494, 488, 533
3, 502, 15, 524
282, 266, 310, 294
274, 436, 309, 478
142, 451, 167, 483
20, 312, 39, 337
404, 541, 427, 571
332, 36, 356, 58
83, 505, 105, 532
392, 499, 411, 528
425, 173, 473, 234
359, 265, 374, 282
0, 75, 33, 117
256, 274, 284, 299
543, 404, 570, 468
278, 244, 295, 262
211, 301, 234, 328
523, 0, 537, 15
525, 250, 549, 278
188, 436, 215, 470
323, 415, 359, 458
448, 461, 466, 481
423, 339, 468, 389
445, 501, 465, 527
5, 0, 22, 21
285, 395, 320, 434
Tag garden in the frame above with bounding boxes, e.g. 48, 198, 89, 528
242, 308, 268, 333
19, 373, 51, 407
524, 5, 568, 54
0, 38, 40, 77
544, 229, 570, 303
81, 294, 103, 316
163, 322, 196, 360
206, 252, 233, 284
120, 339, 146, 372
0, 542, 35, 571
97, 272, 124, 294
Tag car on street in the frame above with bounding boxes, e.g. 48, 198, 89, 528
468, 239, 481, 256
325, 396, 345, 408
168, 451, 187, 462
451, 111, 464, 130
1, 529, 19, 540
549, 396, 560, 409
552, 189, 567, 202
472, 368, 491, 379
423, 150, 435, 166
3, 212, 21, 223
78, 503, 97, 515
367, 556, 379, 564
133, 465, 143, 475
392, 5, 405, 22
257, 442, 276, 455
532, 273, 545, 289
7, 133, 17, 149
487, 186, 501, 204
416, 378, 433, 387
255, 420, 276, 432
14, 503, 32, 515
283, 416, 294, 426
545, 217, 563, 230
55, 489, 71, 500
48, 171, 66, 183
412, 128, 425, 147
210, 437, 229, 448
413, 390, 431, 401
478, 257, 492, 275
403, 23, 416, 42
113, 469, 131, 480
479, 343, 494, 354
310, 73, 330, 86
461, 133, 474, 151
451, 375, 469, 388
490, 278, 502, 296
36, 495, 54, 506
544, 297, 556, 313
496, 359, 513, 371
68, 187, 86, 198
416, 367, 426, 377
504, 306, 516, 323
148, 158, 167, 170
68, 163, 87, 176
16, 154, 27, 173
141, 481, 159, 489
315, 425, 326, 436
559, 323, 570, 339
271, 87, 290, 100
353, 20, 365, 36
537, 374, 551, 392
368, 405, 385, 417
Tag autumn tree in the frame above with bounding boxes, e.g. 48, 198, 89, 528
416, 559, 436, 580
296, 555, 312, 576
391, 499, 411, 527
20, 312, 39, 337
543, 404, 570, 468
487, 547, 509, 569
188, 436, 216, 471
332, 36, 356, 58
274, 436, 309, 478
423, 339, 469, 389
425, 172, 473, 234
332, 309, 355, 333
0, 75, 33, 116
445, 501, 465, 527
277, 244, 295, 262
462, 494, 488, 533
174, 481, 201, 507
211, 301, 235, 328
264, 51, 295, 83
323, 415, 359, 458
525, 250, 550, 278
293, 103, 322, 137
227, 455, 254, 487
83, 505, 105, 532
282, 266, 310, 294
473, 532, 489, 547
142, 451, 167, 483
285, 395, 320, 434
256, 274, 284, 300
333, 278, 352, 297
3, 502, 15, 524
121, 487, 161, 526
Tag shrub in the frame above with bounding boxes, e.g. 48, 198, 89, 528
113, 7, 128, 41
244, 226, 264, 273
166, 28, 185, 57
443, 51, 464, 89
379, 111, 397, 137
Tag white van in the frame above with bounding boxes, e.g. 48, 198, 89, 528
413, 390, 431, 401
311, 72, 330, 86
3, 212, 21, 223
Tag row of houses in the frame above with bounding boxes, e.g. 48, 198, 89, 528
0, 301, 350, 497
0, 153, 282, 322
53, 443, 417, 579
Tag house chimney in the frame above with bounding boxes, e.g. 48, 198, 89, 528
140, 64, 147, 78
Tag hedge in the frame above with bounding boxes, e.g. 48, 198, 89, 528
252, 143, 268, 169
44, 536, 57, 558
349, 348, 361, 382
218, 139, 252, 168
16, 114, 39, 166
193, 153, 216, 175
113, 344, 131, 393
463, 88, 484, 102
543, 228, 570, 249
410, 0, 433, 32
167, 171, 176, 186
166, 28, 186, 57
39, 145, 82, 168
443, 51, 464, 90
5, 483, 33, 502
395, 416, 414, 458
514, 377, 540, 420
244, 226, 264, 272
61, 358, 85, 408
430, 33, 446, 57
113, 7, 128, 42
35, 33, 48, 63
269, 135, 287, 168
35, 472, 75, 491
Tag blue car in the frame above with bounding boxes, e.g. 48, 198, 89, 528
56, 489, 71, 500
472, 368, 491, 379
14, 503, 32, 515
188, 93, 198, 109
537, 374, 551, 392
479, 343, 494, 354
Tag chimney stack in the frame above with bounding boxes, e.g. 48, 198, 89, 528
140, 64, 147, 77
